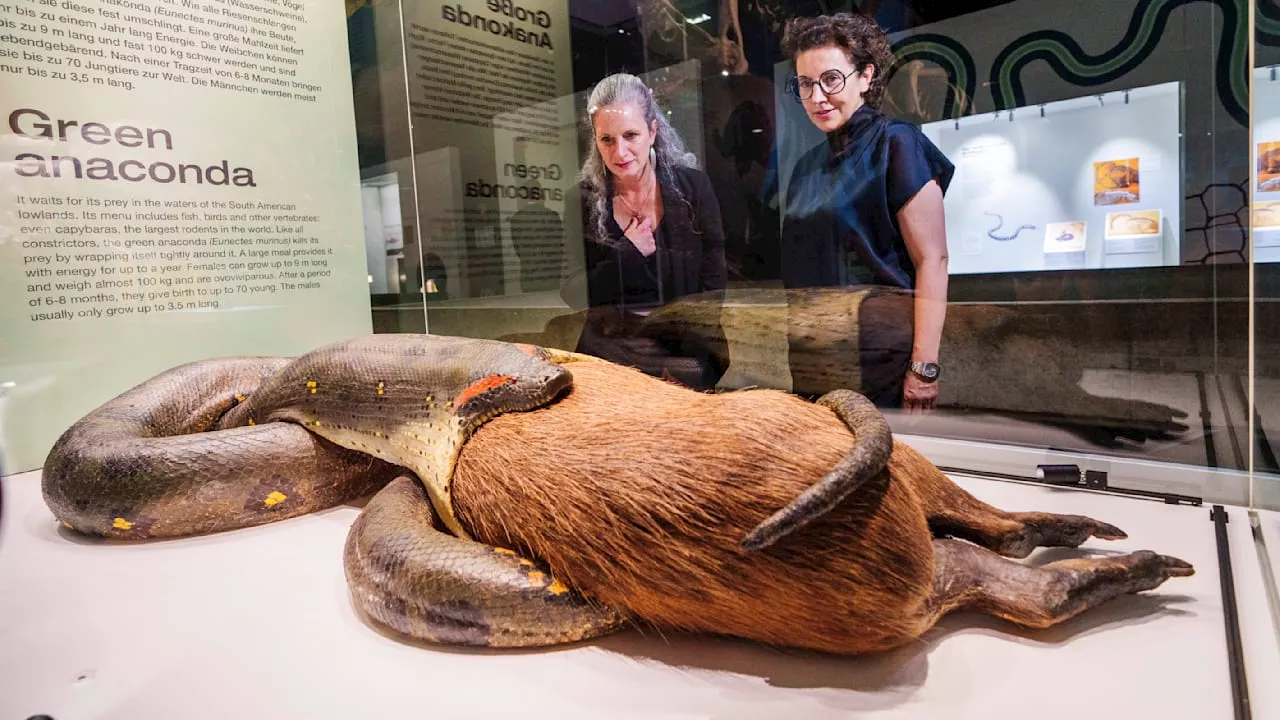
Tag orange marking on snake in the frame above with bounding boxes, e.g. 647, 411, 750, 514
453, 375, 515, 410
515, 343, 542, 358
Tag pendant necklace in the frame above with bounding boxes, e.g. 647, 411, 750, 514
615, 160, 655, 230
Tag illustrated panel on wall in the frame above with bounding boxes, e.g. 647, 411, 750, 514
921, 80, 1181, 275
1094, 158, 1141, 205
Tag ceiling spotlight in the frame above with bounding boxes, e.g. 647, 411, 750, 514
1, 381, 15, 388
721, 69, 729, 76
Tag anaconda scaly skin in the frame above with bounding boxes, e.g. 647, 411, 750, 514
43, 334, 623, 647
42, 357, 400, 538
215, 334, 574, 539
740, 389, 893, 550
344, 476, 625, 647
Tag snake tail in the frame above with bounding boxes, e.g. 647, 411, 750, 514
740, 389, 892, 550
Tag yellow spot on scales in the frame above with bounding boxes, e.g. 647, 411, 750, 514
376, 381, 385, 395
264, 491, 288, 507
493, 547, 517, 556
306, 380, 318, 394
547, 579, 570, 596
527, 571, 547, 585
112, 517, 133, 530
248, 417, 256, 426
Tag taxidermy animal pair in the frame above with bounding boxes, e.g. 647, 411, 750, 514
43, 334, 1192, 653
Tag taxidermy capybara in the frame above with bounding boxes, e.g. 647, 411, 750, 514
41, 334, 1193, 656
451, 358, 1193, 655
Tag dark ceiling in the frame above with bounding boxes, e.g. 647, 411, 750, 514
571, 0, 1022, 34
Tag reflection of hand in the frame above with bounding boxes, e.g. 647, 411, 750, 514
902, 372, 938, 414
627, 217, 657, 256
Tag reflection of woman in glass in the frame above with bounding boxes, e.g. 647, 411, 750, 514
779, 13, 954, 412
560, 72, 728, 388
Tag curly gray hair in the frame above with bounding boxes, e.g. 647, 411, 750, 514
579, 73, 697, 244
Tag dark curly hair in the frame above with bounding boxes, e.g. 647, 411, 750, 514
780, 13, 893, 110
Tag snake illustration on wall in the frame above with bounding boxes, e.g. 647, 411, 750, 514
889, 0, 1258, 126
984, 212, 1037, 241
989, 0, 1248, 125
1261, 0, 1280, 49
889, 33, 977, 120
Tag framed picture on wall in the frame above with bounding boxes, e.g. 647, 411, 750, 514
1258, 142, 1280, 192
1093, 158, 1140, 205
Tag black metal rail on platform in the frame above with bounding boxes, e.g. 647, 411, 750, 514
1211, 505, 1251, 720
936, 464, 1203, 506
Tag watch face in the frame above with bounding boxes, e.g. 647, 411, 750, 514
913, 362, 939, 380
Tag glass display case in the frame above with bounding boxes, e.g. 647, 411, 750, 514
1, 0, 1278, 718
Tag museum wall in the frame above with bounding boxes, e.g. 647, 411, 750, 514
1, 0, 1276, 496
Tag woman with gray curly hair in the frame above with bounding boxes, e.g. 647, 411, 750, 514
562, 72, 727, 312
559, 72, 728, 389
779, 13, 954, 414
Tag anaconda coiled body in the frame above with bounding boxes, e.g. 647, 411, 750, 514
43, 334, 625, 646
42, 356, 401, 538
42, 333, 891, 649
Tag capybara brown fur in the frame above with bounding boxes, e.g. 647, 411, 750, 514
452, 360, 1194, 655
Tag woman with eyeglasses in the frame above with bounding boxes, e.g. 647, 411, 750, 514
560, 72, 729, 389
778, 13, 954, 414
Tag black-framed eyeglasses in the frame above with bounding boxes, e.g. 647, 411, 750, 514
786, 67, 860, 101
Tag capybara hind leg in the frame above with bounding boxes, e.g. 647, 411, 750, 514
893, 442, 1126, 558
921, 539, 1194, 630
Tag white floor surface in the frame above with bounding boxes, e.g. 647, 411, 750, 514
1, 469, 1277, 720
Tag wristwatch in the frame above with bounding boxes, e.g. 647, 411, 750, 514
909, 361, 941, 383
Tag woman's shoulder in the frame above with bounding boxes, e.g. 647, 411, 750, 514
882, 115, 933, 147
666, 163, 714, 194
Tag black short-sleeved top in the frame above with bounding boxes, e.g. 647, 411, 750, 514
780, 104, 955, 290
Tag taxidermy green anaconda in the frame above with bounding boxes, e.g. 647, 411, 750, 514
42, 333, 891, 647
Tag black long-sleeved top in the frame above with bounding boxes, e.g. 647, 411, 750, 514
562, 164, 727, 311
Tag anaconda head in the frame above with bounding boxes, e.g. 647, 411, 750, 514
448, 340, 577, 433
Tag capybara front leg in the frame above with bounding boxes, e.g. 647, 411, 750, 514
923, 539, 1194, 630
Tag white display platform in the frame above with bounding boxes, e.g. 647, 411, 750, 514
0, 469, 1275, 720
1242, 507, 1280, 717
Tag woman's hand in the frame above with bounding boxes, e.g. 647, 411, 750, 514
902, 371, 938, 413
626, 217, 657, 256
